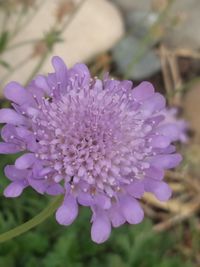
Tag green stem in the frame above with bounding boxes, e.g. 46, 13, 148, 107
1, 54, 31, 84
9, 5, 26, 40
0, 195, 63, 243
6, 38, 40, 51
24, 0, 88, 86
0, 11, 10, 36
25, 51, 49, 85
59, 0, 88, 33
9, 0, 47, 42
123, 0, 176, 80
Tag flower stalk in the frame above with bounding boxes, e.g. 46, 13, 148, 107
0, 195, 63, 243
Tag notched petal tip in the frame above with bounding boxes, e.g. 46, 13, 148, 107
109, 205, 126, 228
144, 179, 172, 202
120, 196, 144, 225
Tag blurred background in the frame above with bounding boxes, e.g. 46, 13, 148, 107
0, 0, 200, 266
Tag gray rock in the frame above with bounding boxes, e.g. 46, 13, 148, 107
113, 0, 200, 50
126, 10, 160, 43
111, 0, 152, 13
164, 0, 200, 50
112, 36, 161, 80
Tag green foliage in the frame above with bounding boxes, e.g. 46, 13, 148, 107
0, 154, 195, 267
44, 30, 63, 51
0, 59, 10, 69
0, 31, 9, 54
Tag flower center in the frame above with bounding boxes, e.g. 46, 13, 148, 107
31, 89, 152, 197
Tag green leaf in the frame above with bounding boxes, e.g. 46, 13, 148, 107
0, 31, 9, 53
0, 59, 10, 69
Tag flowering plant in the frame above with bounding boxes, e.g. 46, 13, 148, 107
0, 57, 182, 243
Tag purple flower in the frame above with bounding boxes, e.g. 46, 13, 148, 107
0, 56, 182, 243
160, 108, 188, 143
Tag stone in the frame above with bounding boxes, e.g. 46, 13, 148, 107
112, 36, 161, 80
111, 0, 152, 13
112, 0, 200, 50
163, 0, 200, 50
0, 0, 124, 92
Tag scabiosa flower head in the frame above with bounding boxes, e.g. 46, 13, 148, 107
0, 56, 182, 243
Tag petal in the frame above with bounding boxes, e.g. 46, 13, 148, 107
46, 184, 64, 195
28, 178, 46, 194
120, 196, 144, 224
141, 93, 166, 116
93, 79, 103, 92
132, 81, 154, 101
157, 123, 180, 142
46, 73, 57, 88
56, 195, 78, 226
38, 167, 53, 176
4, 81, 33, 105
94, 194, 111, 210
0, 109, 26, 125
31, 160, 44, 177
1, 124, 16, 142
4, 181, 26, 197
52, 56, 68, 83
34, 75, 51, 95
155, 145, 176, 154
149, 135, 171, 149
144, 179, 172, 201
119, 80, 133, 91
91, 210, 111, 244
4, 165, 28, 181
72, 63, 90, 79
77, 192, 94, 206
146, 115, 165, 127
1, 125, 32, 150
15, 153, 36, 169
26, 136, 39, 152
10, 126, 38, 152
104, 79, 120, 91
78, 166, 86, 177
126, 180, 145, 198
27, 81, 45, 102
149, 154, 182, 169
15, 127, 32, 138
26, 107, 39, 117
69, 63, 91, 87
109, 205, 125, 228
145, 166, 164, 181
0, 142, 22, 154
